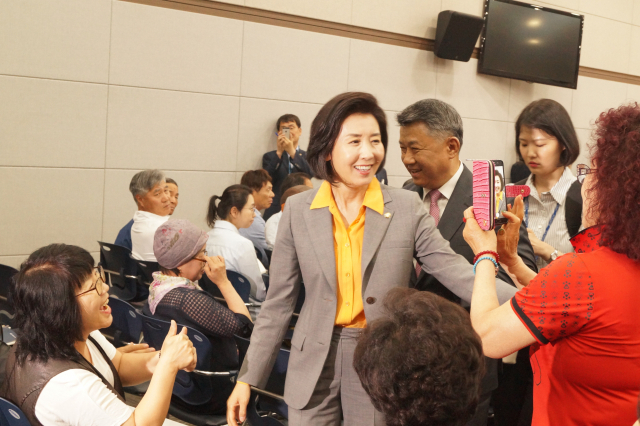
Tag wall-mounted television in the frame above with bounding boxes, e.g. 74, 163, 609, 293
478, 0, 584, 89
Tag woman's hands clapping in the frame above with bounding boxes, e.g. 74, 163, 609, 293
159, 320, 197, 372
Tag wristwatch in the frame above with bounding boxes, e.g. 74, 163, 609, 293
549, 250, 559, 262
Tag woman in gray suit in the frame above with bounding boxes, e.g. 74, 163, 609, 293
226, 92, 517, 426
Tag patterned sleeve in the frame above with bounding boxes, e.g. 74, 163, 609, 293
511, 253, 594, 344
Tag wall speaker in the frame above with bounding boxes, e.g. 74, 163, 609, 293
434, 11, 484, 62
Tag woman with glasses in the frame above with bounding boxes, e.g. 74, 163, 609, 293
146, 219, 253, 415
206, 184, 267, 306
514, 99, 582, 269
2, 243, 196, 426
462, 103, 640, 426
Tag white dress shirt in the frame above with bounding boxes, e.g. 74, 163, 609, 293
131, 211, 169, 261
422, 161, 464, 220
264, 211, 282, 250
207, 220, 267, 302
524, 167, 576, 269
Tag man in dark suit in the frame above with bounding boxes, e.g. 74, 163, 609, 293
398, 99, 537, 426
262, 114, 313, 220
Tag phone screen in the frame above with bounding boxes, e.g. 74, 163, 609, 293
493, 161, 507, 221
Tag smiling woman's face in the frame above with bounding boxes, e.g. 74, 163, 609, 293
76, 268, 111, 336
328, 113, 385, 189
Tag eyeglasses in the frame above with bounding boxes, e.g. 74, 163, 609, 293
76, 265, 107, 297
193, 250, 208, 264
576, 163, 596, 184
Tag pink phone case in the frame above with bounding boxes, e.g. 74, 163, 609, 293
505, 185, 531, 198
472, 160, 494, 231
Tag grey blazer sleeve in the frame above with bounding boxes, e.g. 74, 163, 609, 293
412, 194, 517, 304
237, 201, 301, 388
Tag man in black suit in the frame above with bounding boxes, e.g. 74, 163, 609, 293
262, 114, 313, 220
398, 99, 537, 426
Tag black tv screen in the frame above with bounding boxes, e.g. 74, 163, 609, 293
478, 0, 584, 89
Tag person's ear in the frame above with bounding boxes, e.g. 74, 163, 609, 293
230, 206, 239, 219
446, 137, 461, 157
135, 194, 145, 208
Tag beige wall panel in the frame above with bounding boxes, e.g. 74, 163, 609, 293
0, 0, 110, 83
435, 58, 511, 122
246, 0, 352, 24
240, 23, 349, 104
504, 126, 518, 180
580, 14, 631, 74
508, 80, 574, 123
235, 97, 322, 171
106, 86, 239, 172
579, 0, 633, 23
571, 76, 628, 129
215, 0, 244, 5
627, 82, 640, 101
101, 169, 236, 242
629, 26, 640, 76
0, 167, 104, 256
634, 0, 640, 25
351, 0, 440, 39
0, 76, 107, 168
110, 1, 243, 95
459, 118, 510, 171
387, 175, 409, 189
383, 110, 410, 179
0, 255, 28, 270
536, 0, 579, 10
348, 40, 437, 112
574, 127, 594, 167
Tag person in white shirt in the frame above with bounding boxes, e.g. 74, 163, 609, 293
129, 169, 171, 261
206, 184, 267, 303
3, 243, 196, 426
238, 170, 274, 264
265, 172, 313, 249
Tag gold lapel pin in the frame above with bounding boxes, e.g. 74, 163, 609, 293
384, 212, 391, 219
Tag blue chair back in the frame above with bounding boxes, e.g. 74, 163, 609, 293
234, 335, 289, 418
140, 314, 216, 406
98, 242, 138, 301
0, 265, 17, 327
135, 260, 160, 286
226, 271, 251, 303
246, 392, 286, 426
102, 297, 142, 347
0, 398, 30, 426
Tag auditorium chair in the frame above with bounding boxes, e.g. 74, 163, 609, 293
97, 242, 138, 301
0, 397, 30, 426
0, 265, 17, 327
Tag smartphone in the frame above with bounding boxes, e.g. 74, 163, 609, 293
492, 160, 508, 226
282, 128, 290, 139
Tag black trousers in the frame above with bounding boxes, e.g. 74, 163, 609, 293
492, 349, 533, 426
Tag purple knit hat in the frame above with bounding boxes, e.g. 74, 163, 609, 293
153, 219, 208, 270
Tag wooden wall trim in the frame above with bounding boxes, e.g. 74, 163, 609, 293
121, 0, 640, 87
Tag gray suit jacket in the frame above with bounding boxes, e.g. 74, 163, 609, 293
238, 184, 517, 409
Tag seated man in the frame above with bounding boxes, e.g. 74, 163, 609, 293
239, 169, 274, 264
265, 173, 312, 249
165, 177, 179, 215
262, 113, 313, 221
117, 169, 171, 260
353, 288, 485, 426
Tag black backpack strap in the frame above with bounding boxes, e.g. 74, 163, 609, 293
85, 335, 126, 401
565, 180, 583, 238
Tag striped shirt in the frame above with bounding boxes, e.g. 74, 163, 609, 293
524, 167, 576, 269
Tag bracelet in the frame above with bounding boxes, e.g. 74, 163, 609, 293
473, 256, 499, 276
473, 250, 500, 264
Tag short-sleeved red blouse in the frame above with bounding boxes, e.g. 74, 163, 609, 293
511, 227, 640, 426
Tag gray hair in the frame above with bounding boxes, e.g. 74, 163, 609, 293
129, 169, 165, 203
396, 99, 464, 147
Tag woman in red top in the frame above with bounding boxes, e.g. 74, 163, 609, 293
462, 103, 640, 426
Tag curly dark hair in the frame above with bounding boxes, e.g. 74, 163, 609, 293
307, 92, 388, 183
589, 102, 640, 262
353, 288, 485, 426
12, 244, 93, 364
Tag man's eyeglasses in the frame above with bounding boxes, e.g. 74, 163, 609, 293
576, 163, 596, 184
193, 250, 208, 264
76, 265, 107, 297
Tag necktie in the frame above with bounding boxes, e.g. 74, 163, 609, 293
417, 189, 442, 277
429, 189, 442, 226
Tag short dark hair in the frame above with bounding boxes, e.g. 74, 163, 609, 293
276, 114, 301, 131
354, 288, 485, 426
397, 99, 464, 147
12, 244, 94, 364
280, 172, 311, 196
515, 99, 580, 165
307, 92, 388, 183
281, 184, 312, 206
165, 177, 178, 186
206, 184, 253, 227
241, 169, 272, 193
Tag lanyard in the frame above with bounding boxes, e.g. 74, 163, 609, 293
524, 197, 560, 243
